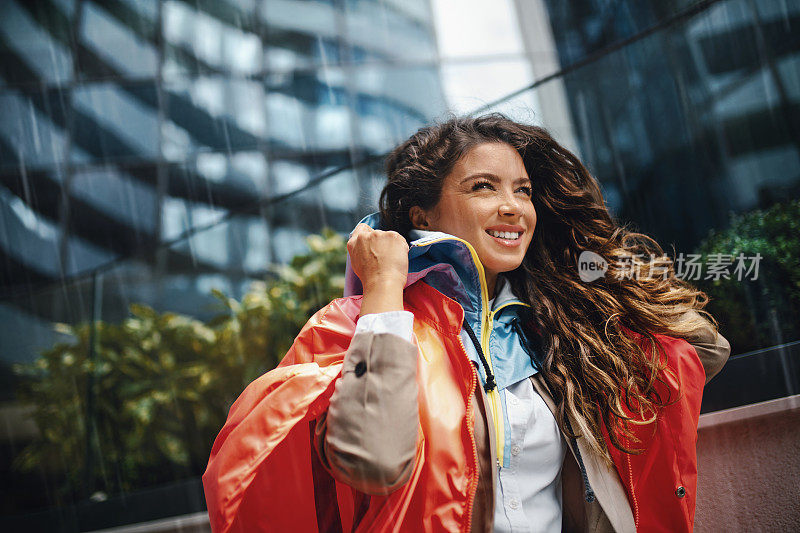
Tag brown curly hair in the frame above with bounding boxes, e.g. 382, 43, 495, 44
380, 113, 717, 460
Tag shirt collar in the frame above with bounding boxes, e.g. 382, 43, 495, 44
491, 275, 521, 311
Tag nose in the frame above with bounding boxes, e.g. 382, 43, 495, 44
498, 193, 522, 217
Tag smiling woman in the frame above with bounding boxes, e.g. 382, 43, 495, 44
203, 114, 731, 533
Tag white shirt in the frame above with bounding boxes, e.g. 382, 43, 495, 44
495, 377, 565, 532
356, 309, 566, 532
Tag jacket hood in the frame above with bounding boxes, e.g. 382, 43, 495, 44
343, 212, 531, 346
344, 212, 491, 323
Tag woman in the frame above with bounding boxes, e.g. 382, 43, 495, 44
203, 114, 731, 532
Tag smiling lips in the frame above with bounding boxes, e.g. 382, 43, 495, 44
487, 230, 520, 240
485, 226, 524, 247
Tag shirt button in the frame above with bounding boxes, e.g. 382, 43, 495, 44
509, 498, 519, 510
676, 486, 686, 498
511, 445, 521, 456
510, 397, 519, 406
354, 361, 367, 377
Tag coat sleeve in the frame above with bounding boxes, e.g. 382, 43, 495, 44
672, 309, 732, 383
313, 330, 420, 495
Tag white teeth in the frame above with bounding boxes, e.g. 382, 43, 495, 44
487, 230, 520, 240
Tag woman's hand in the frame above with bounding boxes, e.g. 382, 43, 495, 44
347, 223, 409, 315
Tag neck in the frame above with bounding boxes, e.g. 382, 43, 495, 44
486, 271, 498, 300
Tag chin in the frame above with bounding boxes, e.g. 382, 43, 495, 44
484, 257, 525, 275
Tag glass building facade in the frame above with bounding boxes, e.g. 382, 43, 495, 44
0, 0, 798, 529
506, 0, 800, 412
0, 0, 447, 387
0, 0, 448, 528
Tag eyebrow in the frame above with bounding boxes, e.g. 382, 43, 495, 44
460, 173, 531, 185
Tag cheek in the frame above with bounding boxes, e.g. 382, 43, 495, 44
524, 205, 537, 243
429, 202, 466, 236
436, 198, 486, 236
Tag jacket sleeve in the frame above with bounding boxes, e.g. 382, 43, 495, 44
673, 309, 732, 383
313, 330, 420, 495
202, 298, 358, 533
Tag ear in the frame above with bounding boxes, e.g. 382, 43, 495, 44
409, 206, 430, 229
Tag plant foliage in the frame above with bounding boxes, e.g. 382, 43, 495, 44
13, 229, 347, 501
694, 200, 800, 352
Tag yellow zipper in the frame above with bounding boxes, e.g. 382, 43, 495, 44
410, 235, 530, 469
481, 310, 504, 466
483, 301, 528, 467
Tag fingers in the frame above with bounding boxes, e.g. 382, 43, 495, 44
348, 224, 408, 251
348, 223, 373, 251
351, 223, 373, 237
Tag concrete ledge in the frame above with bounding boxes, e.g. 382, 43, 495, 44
699, 394, 800, 429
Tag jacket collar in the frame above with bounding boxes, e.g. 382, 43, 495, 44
343, 213, 526, 332
408, 230, 525, 313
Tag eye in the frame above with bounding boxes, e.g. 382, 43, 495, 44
516, 185, 532, 196
471, 180, 494, 192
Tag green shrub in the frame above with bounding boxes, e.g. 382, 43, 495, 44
13, 229, 347, 501
694, 200, 800, 352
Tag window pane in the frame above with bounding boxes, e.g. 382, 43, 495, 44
71, 82, 160, 162
77, 0, 158, 79
163, 0, 261, 78
0, 0, 73, 86
163, 78, 265, 158
0, 88, 70, 171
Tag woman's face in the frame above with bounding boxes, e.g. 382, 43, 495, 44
413, 142, 536, 288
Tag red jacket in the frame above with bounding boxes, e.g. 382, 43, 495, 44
605, 329, 706, 531
202, 281, 706, 532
